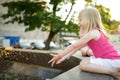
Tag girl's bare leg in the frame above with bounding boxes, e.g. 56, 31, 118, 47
81, 48, 87, 56
87, 49, 93, 56
81, 47, 93, 57
79, 58, 120, 80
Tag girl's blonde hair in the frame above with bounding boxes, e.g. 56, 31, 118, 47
79, 7, 109, 39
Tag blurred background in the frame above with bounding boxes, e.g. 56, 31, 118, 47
0, 0, 120, 50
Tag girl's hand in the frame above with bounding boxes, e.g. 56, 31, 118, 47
48, 54, 65, 67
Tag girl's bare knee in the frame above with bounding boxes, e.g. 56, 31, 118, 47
81, 50, 87, 56
79, 58, 90, 70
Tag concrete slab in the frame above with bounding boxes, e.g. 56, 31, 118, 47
52, 66, 114, 80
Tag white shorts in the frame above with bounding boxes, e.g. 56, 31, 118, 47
90, 56, 120, 69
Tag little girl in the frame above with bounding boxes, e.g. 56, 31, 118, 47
48, 7, 120, 80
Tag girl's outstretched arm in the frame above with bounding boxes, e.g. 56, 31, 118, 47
48, 30, 98, 67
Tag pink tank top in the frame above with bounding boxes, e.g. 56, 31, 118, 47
87, 31, 120, 60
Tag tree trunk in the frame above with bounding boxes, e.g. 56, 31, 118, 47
43, 31, 57, 50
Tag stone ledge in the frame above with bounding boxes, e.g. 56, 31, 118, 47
52, 66, 114, 80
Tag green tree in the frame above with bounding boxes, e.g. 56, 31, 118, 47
110, 20, 120, 33
85, 0, 120, 33
1, 0, 79, 50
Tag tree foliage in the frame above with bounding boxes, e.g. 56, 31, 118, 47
85, 0, 120, 33
1, 0, 79, 49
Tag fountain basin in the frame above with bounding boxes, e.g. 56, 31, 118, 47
0, 48, 81, 80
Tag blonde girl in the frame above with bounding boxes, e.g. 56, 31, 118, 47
48, 7, 120, 80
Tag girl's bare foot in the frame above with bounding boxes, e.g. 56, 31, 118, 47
111, 68, 120, 80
